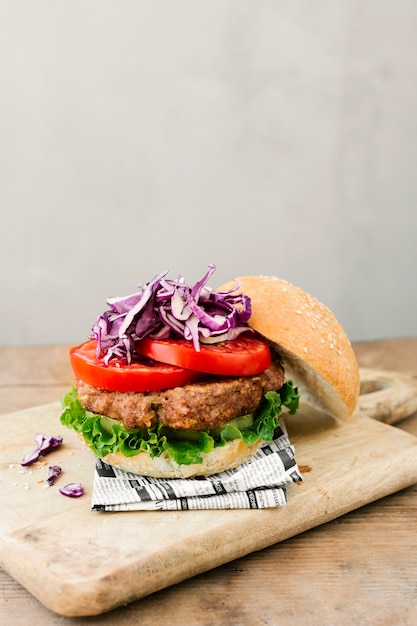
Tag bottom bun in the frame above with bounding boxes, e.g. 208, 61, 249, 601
88, 438, 265, 479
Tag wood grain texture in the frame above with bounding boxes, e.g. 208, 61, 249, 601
1, 375, 417, 617
1, 340, 417, 624
356, 367, 417, 423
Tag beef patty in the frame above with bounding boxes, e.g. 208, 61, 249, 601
75, 357, 285, 431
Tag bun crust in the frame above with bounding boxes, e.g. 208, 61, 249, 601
219, 275, 360, 421
89, 438, 264, 479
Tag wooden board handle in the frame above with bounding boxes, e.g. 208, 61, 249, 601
356, 367, 417, 424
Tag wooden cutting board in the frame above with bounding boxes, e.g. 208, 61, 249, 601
1, 367, 417, 617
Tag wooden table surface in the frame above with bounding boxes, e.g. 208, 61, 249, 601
1, 338, 417, 625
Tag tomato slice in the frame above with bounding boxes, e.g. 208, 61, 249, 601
69, 340, 204, 392
135, 334, 271, 376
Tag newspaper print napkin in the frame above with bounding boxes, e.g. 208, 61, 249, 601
91, 421, 302, 511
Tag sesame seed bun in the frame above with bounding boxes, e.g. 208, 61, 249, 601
218, 275, 360, 421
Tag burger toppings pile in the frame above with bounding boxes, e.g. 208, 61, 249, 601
92, 264, 253, 364
60, 265, 299, 470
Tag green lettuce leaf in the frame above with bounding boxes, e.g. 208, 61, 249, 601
60, 381, 299, 466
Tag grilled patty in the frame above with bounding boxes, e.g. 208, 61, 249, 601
75, 357, 285, 431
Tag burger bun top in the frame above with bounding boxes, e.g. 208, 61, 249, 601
218, 275, 360, 421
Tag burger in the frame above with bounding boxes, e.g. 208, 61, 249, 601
60, 265, 360, 479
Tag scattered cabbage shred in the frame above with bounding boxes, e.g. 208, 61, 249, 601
20, 433, 63, 466
46, 465, 62, 486
59, 482, 84, 498
91, 264, 252, 365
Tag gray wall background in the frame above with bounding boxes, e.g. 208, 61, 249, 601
1, 1, 416, 345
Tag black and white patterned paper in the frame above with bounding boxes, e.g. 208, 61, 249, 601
91, 421, 302, 511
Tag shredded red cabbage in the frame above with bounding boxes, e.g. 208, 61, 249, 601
20, 433, 63, 466
91, 264, 252, 365
59, 482, 84, 498
46, 465, 62, 486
